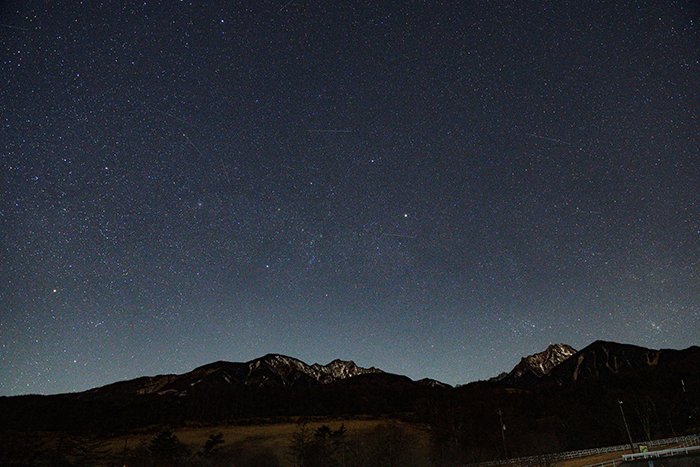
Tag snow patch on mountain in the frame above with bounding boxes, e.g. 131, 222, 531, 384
492, 343, 577, 386
310, 359, 383, 383
512, 343, 577, 378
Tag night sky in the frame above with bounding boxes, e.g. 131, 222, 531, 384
1, 1, 699, 396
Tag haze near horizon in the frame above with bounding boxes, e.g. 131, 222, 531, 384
1, 1, 698, 395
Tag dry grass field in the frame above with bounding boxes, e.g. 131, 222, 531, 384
4, 419, 695, 466
1, 416, 433, 466
112, 417, 430, 463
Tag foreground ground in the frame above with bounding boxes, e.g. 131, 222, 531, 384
1, 416, 433, 466
2, 417, 697, 466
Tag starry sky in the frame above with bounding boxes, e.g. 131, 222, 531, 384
1, 1, 699, 395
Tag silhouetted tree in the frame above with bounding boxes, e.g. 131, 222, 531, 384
149, 429, 189, 466
200, 432, 225, 457
288, 422, 313, 466
288, 423, 347, 467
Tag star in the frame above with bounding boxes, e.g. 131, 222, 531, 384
0, 0, 696, 396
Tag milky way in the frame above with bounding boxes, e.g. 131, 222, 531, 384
1, 1, 698, 395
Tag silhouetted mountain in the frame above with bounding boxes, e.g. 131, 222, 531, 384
85, 354, 383, 399
489, 371, 509, 382
492, 343, 576, 387
310, 358, 384, 383
1, 341, 698, 464
434, 341, 700, 462
417, 378, 453, 389
548, 340, 700, 386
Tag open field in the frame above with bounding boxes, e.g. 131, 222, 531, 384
2, 414, 697, 466
1, 416, 433, 466
112, 417, 430, 463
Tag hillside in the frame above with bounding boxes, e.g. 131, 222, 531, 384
1, 341, 698, 464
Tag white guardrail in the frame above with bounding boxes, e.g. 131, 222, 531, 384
465, 433, 700, 466
622, 445, 700, 461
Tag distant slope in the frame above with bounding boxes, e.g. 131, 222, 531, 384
1, 340, 698, 461
492, 343, 576, 387
547, 340, 700, 385
85, 354, 384, 399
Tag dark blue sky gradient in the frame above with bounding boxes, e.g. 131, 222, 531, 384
1, 1, 698, 394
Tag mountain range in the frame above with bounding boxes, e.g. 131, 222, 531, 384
87, 354, 383, 398
82, 341, 616, 397
489, 343, 577, 386
1, 340, 698, 462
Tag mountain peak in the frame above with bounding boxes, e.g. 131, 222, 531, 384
546, 340, 690, 384
518, 343, 577, 376
104, 354, 387, 396
310, 359, 383, 383
492, 343, 577, 386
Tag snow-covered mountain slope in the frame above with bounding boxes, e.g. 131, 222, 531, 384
547, 340, 700, 385
310, 358, 383, 383
493, 343, 576, 386
87, 354, 384, 397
